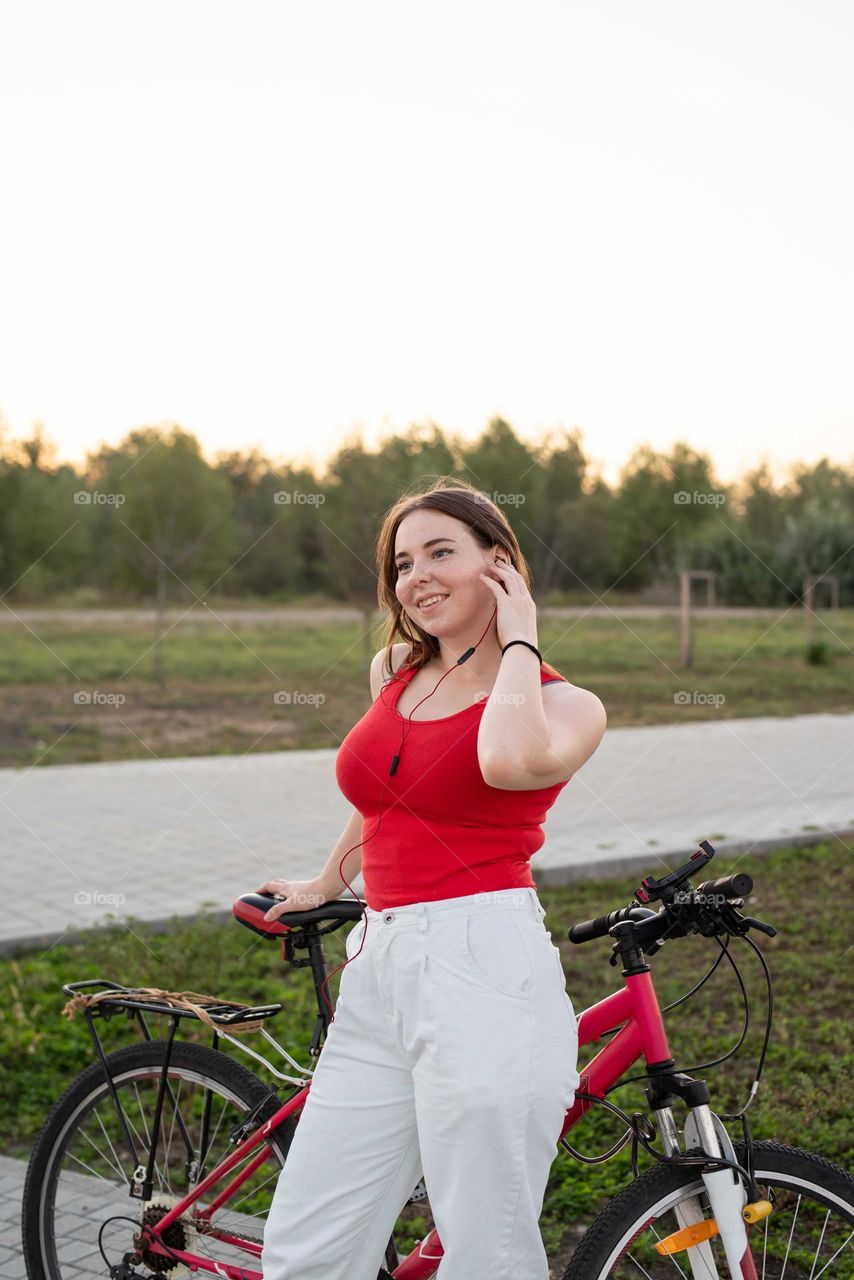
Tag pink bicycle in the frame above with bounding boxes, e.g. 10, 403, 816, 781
23, 841, 854, 1278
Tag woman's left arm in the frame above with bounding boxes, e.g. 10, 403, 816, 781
479, 666, 606, 790
476, 558, 607, 790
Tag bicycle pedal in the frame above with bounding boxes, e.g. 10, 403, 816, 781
655, 1218, 719, 1255
743, 1199, 773, 1223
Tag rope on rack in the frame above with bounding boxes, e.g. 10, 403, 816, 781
61, 987, 267, 1033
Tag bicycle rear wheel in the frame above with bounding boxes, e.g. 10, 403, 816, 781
22, 1039, 297, 1280
561, 1140, 854, 1279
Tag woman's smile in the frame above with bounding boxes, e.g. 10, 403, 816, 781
417, 593, 450, 613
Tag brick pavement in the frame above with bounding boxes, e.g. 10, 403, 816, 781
1, 712, 851, 955
1, 712, 852, 1274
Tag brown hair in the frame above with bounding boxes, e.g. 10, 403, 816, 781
375, 476, 560, 682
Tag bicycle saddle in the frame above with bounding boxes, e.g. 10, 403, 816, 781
234, 893, 365, 940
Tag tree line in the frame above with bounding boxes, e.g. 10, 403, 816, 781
0, 416, 851, 612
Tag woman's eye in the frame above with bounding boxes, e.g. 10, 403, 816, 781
396, 548, 451, 574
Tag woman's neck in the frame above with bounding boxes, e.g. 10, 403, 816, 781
430, 633, 505, 684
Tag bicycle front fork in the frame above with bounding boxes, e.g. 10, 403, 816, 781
655, 1103, 759, 1280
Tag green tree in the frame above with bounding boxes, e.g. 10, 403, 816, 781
91, 426, 236, 682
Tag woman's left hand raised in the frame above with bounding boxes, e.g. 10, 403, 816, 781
478, 558, 539, 651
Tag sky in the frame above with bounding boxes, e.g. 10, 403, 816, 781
0, 0, 852, 486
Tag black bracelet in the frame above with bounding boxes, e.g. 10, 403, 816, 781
501, 640, 542, 664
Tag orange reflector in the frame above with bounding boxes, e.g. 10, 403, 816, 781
655, 1218, 719, 1255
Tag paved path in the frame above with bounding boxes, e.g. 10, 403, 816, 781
1, 712, 851, 955
1, 713, 852, 1274
0, 1154, 267, 1279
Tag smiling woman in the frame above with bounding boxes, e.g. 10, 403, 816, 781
257, 477, 607, 1280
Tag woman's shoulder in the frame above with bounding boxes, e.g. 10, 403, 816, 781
369, 642, 413, 700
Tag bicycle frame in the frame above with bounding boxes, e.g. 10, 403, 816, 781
143, 965, 759, 1280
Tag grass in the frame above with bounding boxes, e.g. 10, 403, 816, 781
2, 840, 850, 1266
0, 610, 851, 766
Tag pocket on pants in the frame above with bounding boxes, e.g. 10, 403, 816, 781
345, 917, 365, 960
551, 943, 568, 988
463, 912, 531, 999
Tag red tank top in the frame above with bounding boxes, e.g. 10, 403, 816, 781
335, 659, 572, 909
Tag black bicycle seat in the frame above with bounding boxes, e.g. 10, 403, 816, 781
233, 893, 365, 940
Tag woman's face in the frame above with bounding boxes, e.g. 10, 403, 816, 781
393, 510, 505, 637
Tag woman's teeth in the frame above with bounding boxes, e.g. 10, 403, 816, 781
419, 595, 448, 611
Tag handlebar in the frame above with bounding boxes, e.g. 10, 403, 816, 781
567, 842, 776, 956
569, 906, 658, 945
693, 872, 753, 902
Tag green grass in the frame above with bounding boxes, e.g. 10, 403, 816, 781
2, 840, 850, 1263
0, 610, 851, 765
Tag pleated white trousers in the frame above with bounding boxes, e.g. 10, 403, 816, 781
260, 886, 580, 1279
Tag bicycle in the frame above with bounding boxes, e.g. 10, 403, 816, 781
22, 840, 854, 1279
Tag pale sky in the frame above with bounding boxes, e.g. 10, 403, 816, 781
1, 0, 852, 485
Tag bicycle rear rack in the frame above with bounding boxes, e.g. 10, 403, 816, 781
61, 978, 316, 1200
62, 978, 284, 1027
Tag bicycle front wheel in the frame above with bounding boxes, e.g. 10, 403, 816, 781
22, 1039, 297, 1280
562, 1140, 854, 1279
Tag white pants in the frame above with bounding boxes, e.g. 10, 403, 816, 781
261, 887, 580, 1280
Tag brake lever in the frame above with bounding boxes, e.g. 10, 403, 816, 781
719, 904, 778, 938
737, 914, 778, 938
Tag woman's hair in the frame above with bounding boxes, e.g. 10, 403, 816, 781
375, 476, 559, 681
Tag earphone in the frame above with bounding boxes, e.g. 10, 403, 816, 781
317, 559, 506, 1020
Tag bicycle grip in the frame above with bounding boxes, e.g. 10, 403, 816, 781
569, 909, 624, 944
693, 872, 753, 902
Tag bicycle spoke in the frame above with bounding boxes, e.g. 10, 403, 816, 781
808, 1208, 832, 1280
76, 1116, 127, 1185
625, 1252, 656, 1278
163, 1078, 182, 1173
65, 1147, 128, 1187
647, 1223, 690, 1278
811, 1231, 854, 1279
230, 1165, 281, 1215
121, 1103, 170, 1196
205, 1093, 231, 1161
779, 1192, 802, 1280
762, 1209, 768, 1280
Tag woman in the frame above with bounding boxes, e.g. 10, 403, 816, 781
258, 479, 607, 1280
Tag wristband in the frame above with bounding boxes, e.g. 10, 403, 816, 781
501, 640, 542, 664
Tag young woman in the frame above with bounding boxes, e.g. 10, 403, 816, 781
257, 479, 607, 1280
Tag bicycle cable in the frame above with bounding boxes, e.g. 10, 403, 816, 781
718, 932, 774, 1119
603, 935, 750, 1095
560, 1092, 763, 1201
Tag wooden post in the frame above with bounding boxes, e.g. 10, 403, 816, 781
803, 574, 840, 649
679, 570, 717, 668
804, 575, 816, 649
680, 571, 691, 667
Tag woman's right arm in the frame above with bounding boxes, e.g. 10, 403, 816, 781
255, 645, 405, 921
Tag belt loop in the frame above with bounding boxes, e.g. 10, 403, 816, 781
416, 901, 428, 933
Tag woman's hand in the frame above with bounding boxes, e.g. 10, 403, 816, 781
254, 877, 332, 923
478, 558, 539, 651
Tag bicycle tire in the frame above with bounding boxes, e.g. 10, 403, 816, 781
561, 1139, 854, 1279
22, 1039, 296, 1280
